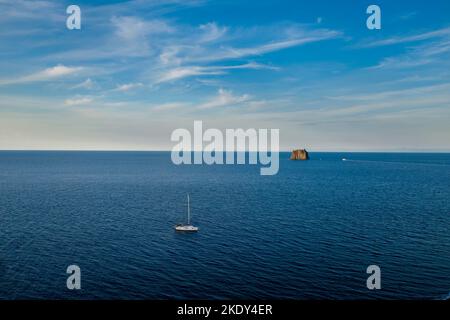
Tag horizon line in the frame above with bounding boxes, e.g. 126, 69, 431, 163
1, 149, 450, 153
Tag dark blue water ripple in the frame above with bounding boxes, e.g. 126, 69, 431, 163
0, 151, 449, 300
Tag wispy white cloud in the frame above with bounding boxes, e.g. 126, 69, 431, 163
364, 27, 450, 70
360, 27, 450, 48
45, 16, 176, 62
0, 65, 84, 85
369, 56, 435, 70
156, 66, 224, 83
150, 88, 253, 111
114, 82, 144, 92
152, 102, 188, 111
105, 16, 175, 58
221, 37, 334, 58
0, 0, 61, 22
197, 88, 251, 109
112, 16, 174, 43
155, 62, 278, 83
198, 22, 228, 43
64, 97, 93, 106
71, 78, 95, 90
164, 28, 342, 65
329, 82, 450, 102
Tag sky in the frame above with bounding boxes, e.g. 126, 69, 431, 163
0, 0, 449, 151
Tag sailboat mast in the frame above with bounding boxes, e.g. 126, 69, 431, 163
187, 194, 190, 225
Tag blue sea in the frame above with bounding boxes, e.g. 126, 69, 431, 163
0, 151, 449, 300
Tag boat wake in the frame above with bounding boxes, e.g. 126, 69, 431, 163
341, 159, 450, 167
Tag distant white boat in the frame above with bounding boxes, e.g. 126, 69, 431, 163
175, 194, 199, 232
342, 158, 347, 161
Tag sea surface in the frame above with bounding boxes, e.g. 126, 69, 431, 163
0, 151, 449, 300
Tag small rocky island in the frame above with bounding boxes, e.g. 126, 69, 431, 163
290, 149, 309, 160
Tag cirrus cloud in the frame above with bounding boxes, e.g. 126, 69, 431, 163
0, 65, 84, 85
64, 97, 93, 106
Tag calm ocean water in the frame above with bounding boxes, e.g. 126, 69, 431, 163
0, 151, 449, 300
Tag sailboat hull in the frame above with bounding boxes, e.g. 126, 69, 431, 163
175, 225, 199, 232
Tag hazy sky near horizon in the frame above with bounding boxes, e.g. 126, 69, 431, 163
0, 0, 450, 151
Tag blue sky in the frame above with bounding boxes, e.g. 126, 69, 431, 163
0, 0, 449, 151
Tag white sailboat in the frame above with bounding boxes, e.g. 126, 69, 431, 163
175, 194, 199, 232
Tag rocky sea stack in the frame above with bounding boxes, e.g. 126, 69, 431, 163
290, 149, 309, 160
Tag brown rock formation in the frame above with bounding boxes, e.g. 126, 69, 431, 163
290, 149, 309, 160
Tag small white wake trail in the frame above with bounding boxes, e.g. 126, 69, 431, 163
341, 158, 450, 168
